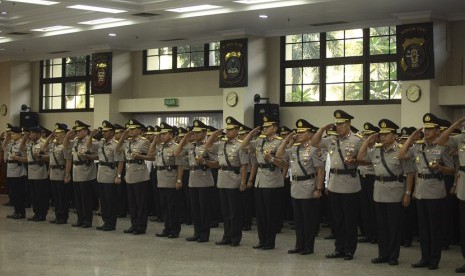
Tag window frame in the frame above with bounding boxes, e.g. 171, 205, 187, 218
39, 55, 94, 113
143, 43, 220, 75
280, 28, 400, 107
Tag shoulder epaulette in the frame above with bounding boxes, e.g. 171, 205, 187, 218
258, 134, 266, 138
52, 139, 57, 143
140, 137, 147, 140
397, 144, 403, 148
276, 136, 283, 140
237, 139, 243, 143
293, 142, 301, 146
415, 140, 425, 144
374, 143, 383, 148
355, 133, 363, 139
221, 137, 228, 141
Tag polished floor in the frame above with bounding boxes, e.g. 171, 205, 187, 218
0, 195, 462, 276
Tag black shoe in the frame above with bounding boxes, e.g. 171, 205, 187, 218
123, 227, 135, 234
326, 251, 345, 258
358, 237, 370, 243
401, 241, 412, 248
7, 213, 17, 219
96, 226, 105, 230
186, 236, 199, 242
253, 244, 263, 249
412, 260, 430, 268
12, 213, 25, 219
242, 225, 251, 231
455, 264, 465, 273
103, 226, 115, 231
428, 264, 438, 270
72, 222, 83, 227
117, 214, 127, 218
184, 220, 192, 225
344, 253, 354, 260
49, 219, 57, 224
155, 232, 169, 237
215, 240, 231, 245
197, 238, 209, 243
261, 245, 275, 250
81, 223, 92, 228
324, 234, 335, 240
34, 216, 46, 222
56, 219, 67, 224
27, 216, 37, 221
288, 248, 302, 254
300, 249, 314, 255
371, 257, 389, 264
168, 234, 179, 239
210, 222, 219, 228
149, 217, 157, 222
230, 242, 240, 247
3, 201, 12, 206
132, 229, 146, 235
389, 259, 399, 266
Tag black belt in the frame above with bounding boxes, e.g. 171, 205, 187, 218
190, 165, 208, 171
127, 160, 144, 165
157, 165, 178, 171
7, 160, 22, 165
73, 160, 91, 166
220, 166, 240, 174
459, 166, 465, 173
375, 175, 404, 182
258, 163, 276, 171
417, 173, 443, 180
329, 168, 357, 177
291, 174, 316, 181
100, 162, 117, 169
28, 161, 44, 166
50, 164, 65, 170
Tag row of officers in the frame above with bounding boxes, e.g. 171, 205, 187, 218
2, 110, 465, 273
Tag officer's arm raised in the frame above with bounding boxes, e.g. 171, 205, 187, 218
357, 133, 378, 163
174, 131, 193, 157
311, 124, 332, 148
241, 127, 260, 149
398, 128, 422, 159
437, 117, 465, 145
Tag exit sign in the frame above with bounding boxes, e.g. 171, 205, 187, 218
164, 98, 178, 106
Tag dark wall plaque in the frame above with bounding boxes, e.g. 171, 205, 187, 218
396, 22, 435, 80
220, 38, 248, 88
92, 52, 113, 94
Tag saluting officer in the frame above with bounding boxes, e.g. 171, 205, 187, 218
436, 117, 465, 273
358, 119, 414, 266
205, 116, 248, 246
64, 120, 99, 228
398, 113, 454, 270
41, 123, 71, 224
175, 119, 218, 243
241, 114, 285, 250
311, 110, 363, 260
91, 121, 124, 231
117, 119, 151, 235
276, 119, 325, 255
20, 126, 49, 222
3, 125, 27, 219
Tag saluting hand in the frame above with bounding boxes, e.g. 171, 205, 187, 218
250, 126, 261, 136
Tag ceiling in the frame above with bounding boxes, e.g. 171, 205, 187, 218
0, 0, 464, 61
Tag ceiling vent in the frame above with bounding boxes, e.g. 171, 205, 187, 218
48, 50, 71, 54
8, 31, 31, 35
159, 38, 186, 42
309, 21, 348, 27
132, 12, 160, 17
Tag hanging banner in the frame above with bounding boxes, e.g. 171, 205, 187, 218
220, 38, 248, 88
92, 52, 113, 94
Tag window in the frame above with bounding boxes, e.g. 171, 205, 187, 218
281, 26, 400, 106
40, 55, 93, 112
135, 112, 223, 129
143, 42, 219, 74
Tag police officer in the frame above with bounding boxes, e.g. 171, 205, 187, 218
206, 117, 248, 246
241, 114, 285, 250
64, 120, 99, 228
436, 117, 465, 273
276, 119, 325, 255
116, 119, 151, 235
91, 121, 124, 231
41, 123, 71, 224
311, 110, 363, 260
175, 119, 217, 243
114, 123, 128, 218
3, 125, 27, 219
398, 113, 454, 270
20, 126, 49, 221
358, 119, 414, 265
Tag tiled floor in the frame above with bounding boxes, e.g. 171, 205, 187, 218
0, 195, 461, 276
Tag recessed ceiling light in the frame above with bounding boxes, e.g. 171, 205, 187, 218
1, 11, 8, 15
234, 0, 279, 4
166, 4, 221, 13
68, 5, 126, 14
259, 14, 269, 18
0, 48, 5, 51
108, 33, 116, 37
79, 18, 125, 25
6, 0, 59, 5
31, 25, 73, 32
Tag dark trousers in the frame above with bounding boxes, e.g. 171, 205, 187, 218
30, 179, 50, 218
73, 180, 95, 225
219, 188, 242, 244
99, 182, 118, 227
127, 181, 149, 232
159, 188, 181, 235
417, 198, 444, 266
241, 172, 254, 228
189, 187, 212, 240
181, 170, 191, 223
359, 174, 377, 240
330, 191, 360, 254
8, 176, 26, 215
459, 200, 465, 259
211, 169, 221, 224
401, 195, 417, 244
283, 178, 293, 221
292, 197, 319, 251
50, 180, 70, 221
442, 176, 460, 246
255, 187, 281, 248
117, 170, 128, 217
375, 202, 403, 260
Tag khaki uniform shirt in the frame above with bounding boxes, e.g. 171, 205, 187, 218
405, 141, 453, 199
69, 136, 98, 182
124, 136, 150, 184
26, 139, 48, 180
283, 142, 325, 199
366, 143, 414, 203
249, 136, 284, 188
155, 141, 181, 188
445, 134, 465, 200
210, 138, 248, 189
97, 139, 123, 184
6, 140, 27, 178
319, 132, 362, 193
48, 141, 71, 181
182, 142, 214, 188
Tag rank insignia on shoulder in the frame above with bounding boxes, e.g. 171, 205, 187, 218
415, 140, 425, 144
375, 143, 383, 148
276, 136, 283, 140
293, 142, 301, 146
355, 133, 363, 138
